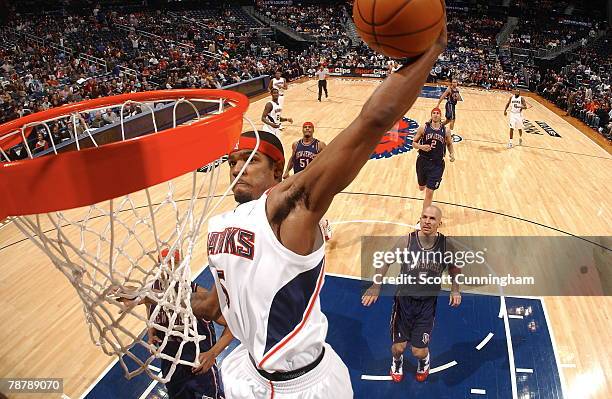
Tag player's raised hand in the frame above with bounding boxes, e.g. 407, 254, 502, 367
361, 284, 381, 306
192, 350, 217, 375
449, 291, 461, 307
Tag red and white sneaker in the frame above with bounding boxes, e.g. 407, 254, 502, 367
415, 358, 430, 382
320, 219, 332, 241
390, 355, 403, 383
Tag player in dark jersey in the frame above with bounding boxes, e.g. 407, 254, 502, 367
412, 108, 455, 219
362, 206, 462, 383
436, 79, 461, 136
283, 122, 332, 240
139, 249, 233, 399
283, 122, 327, 178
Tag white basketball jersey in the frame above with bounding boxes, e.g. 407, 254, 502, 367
272, 77, 286, 94
265, 100, 282, 125
510, 96, 523, 114
207, 192, 327, 373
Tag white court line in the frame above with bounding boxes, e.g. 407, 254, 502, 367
516, 368, 534, 373
471, 388, 487, 395
476, 332, 494, 351
79, 358, 120, 399
542, 299, 569, 398
508, 314, 524, 319
361, 375, 392, 381
147, 365, 161, 372
430, 360, 458, 374
501, 296, 519, 399
361, 360, 458, 381
137, 372, 163, 399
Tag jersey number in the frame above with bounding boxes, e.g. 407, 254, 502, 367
299, 158, 310, 168
430, 140, 437, 149
216, 270, 231, 308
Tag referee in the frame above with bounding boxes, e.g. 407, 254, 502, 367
316, 64, 329, 101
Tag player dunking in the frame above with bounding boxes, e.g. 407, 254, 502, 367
436, 79, 461, 136
362, 206, 462, 383
261, 88, 293, 137
181, 23, 446, 399
283, 122, 332, 240
268, 71, 288, 107
412, 108, 455, 220
504, 89, 529, 148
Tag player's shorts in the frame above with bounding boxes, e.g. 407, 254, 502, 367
509, 113, 524, 129
416, 156, 445, 190
220, 343, 353, 399
261, 123, 281, 138
390, 296, 437, 348
445, 101, 456, 120
164, 363, 225, 399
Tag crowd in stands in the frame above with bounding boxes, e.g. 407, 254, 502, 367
535, 32, 612, 138
1, 1, 609, 144
256, 2, 350, 43
0, 6, 304, 128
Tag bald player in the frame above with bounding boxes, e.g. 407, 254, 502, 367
362, 206, 462, 383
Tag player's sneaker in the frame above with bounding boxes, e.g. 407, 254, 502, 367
390, 355, 404, 383
519, 138, 523, 146
507, 141, 513, 149
323, 219, 332, 241
415, 357, 430, 382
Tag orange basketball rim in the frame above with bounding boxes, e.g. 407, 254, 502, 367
0, 89, 248, 220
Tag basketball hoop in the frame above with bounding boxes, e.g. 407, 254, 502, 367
0, 89, 255, 383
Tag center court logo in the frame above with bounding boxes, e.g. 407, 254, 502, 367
370, 117, 462, 160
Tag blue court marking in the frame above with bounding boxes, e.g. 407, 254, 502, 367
82, 271, 563, 399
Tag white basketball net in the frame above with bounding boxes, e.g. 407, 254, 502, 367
4, 96, 259, 383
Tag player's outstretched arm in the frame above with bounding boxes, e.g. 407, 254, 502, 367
437, 87, 449, 107
277, 29, 447, 218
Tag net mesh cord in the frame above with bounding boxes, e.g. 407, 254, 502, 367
5, 96, 260, 383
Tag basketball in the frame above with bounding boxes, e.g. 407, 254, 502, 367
353, 0, 446, 58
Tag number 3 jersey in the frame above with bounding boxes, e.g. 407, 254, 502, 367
207, 192, 327, 372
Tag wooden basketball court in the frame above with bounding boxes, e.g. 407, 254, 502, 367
0, 79, 610, 398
